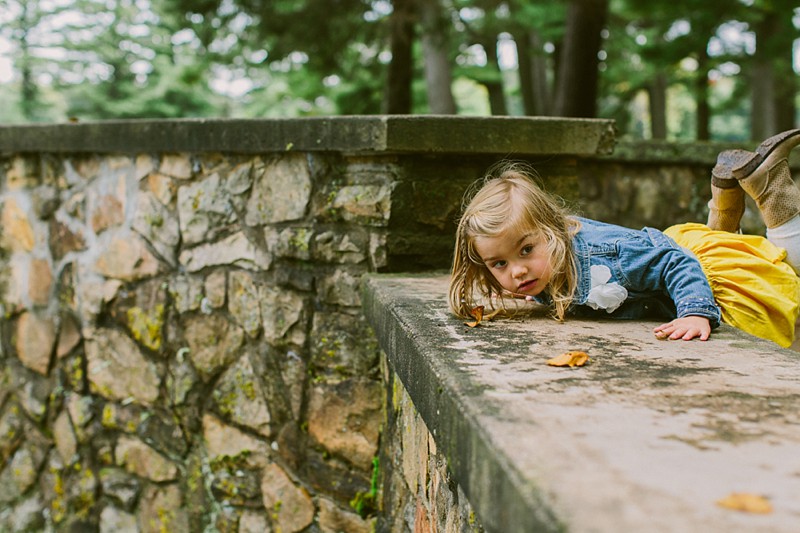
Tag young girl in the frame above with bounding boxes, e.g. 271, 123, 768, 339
449, 129, 800, 347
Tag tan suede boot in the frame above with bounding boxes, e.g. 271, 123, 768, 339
714, 130, 800, 228
707, 166, 745, 232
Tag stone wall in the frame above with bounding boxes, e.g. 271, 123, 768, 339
0, 151, 393, 532
0, 117, 784, 532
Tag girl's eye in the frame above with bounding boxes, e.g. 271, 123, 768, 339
491, 260, 506, 269
521, 244, 533, 256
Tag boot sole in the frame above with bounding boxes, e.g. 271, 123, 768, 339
730, 129, 800, 179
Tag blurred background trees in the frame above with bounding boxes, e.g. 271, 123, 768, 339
0, 0, 798, 141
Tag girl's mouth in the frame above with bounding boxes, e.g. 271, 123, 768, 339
518, 279, 537, 292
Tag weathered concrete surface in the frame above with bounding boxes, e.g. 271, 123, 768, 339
363, 273, 800, 533
0, 115, 615, 155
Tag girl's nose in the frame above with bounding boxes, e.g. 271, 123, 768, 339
511, 264, 527, 279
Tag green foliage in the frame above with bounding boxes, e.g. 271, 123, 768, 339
0, 0, 796, 139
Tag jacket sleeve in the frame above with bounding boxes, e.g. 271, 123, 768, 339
617, 228, 721, 327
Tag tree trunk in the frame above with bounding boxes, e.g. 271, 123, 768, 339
649, 72, 668, 139
481, 36, 507, 115
751, 8, 796, 138
694, 48, 711, 141
514, 30, 535, 115
384, 0, 415, 114
528, 30, 552, 115
553, 0, 608, 117
417, 0, 457, 114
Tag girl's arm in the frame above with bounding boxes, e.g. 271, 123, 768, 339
619, 232, 720, 338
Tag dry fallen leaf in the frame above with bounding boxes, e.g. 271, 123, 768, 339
716, 493, 773, 514
464, 306, 484, 328
547, 350, 589, 368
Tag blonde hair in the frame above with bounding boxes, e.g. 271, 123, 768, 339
449, 162, 580, 321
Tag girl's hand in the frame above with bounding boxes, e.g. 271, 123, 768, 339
653, 316, 711, 341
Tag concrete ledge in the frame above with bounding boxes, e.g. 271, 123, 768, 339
363, 274, 800, 533
0, 115, 615, 155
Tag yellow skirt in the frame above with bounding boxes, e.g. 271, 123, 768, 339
664, 223, 800, 347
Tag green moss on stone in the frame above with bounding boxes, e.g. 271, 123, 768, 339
126, 304, 166, 351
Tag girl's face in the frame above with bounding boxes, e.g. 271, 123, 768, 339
473, 228, 552, 297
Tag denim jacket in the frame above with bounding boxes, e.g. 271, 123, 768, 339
547, 217, 721, 327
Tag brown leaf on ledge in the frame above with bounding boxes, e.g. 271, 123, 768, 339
716, 493, 772, 514
547, 351, 589, 367
464, 306, 484, 327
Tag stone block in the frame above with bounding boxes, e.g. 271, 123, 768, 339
182, 313, 244, 379
85, 328, 160, 405
115, 435, 178, 482
138, 483, 190, 533
1, 197, 35, 252
176, 172, 237, 245
245, 155, 311, 225
260, 462, 314, 533
310, 310, 379, 376
228, 270, 262, 338
260, 286, 306, 346
307, 377, 382, 470
159, 153, 193, 179
15, 312, 56, 375
93, 232, 161, 281
179, 231, 271, 272
213, 353, 272, 438
132, 191, 180, 265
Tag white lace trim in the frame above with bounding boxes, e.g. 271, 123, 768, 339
585, 265, 628, 313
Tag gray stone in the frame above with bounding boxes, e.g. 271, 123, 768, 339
318, 496, 373, 533
166, 357, 198, 406
313, 230, 367, 264
239, 510, 271, 533
115, 435, 178, 482
317, 269, 363, 307
53, 410, 77, 464
17, 379, 49, 422
179, 231, 271, 272
328, 184, 392, 226
159, 153, 193, 179
225, 160, 255, 195
204, 269, 227, 309
310, 310, 379, 376
28, 257, 53, 306
85, 328, 160, 405
183, 313, 244, 379
138, 483, 189, 533
0, 446, 41, 504
245, 155, 311, 225
99, 505, 138, 533
99, 468, 141, 511
168, 274, 204, 313
260, 462, 314, 533
228, 270, 262, 337
132, 191, 180, 265
1, 197, 35, 252
259, 286, 306, 346
369, 231, 387, 269
213, 353, 271, 437
177, 172, 237, 245
145, 172, 177, 205
15, 312, 56, 375
7, 495, 46, 532
56, 313, 82, 359
265, 226, 314, 261
202, 413, 270, 468
93, 232, 161, 281
307, 377, 382, 470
